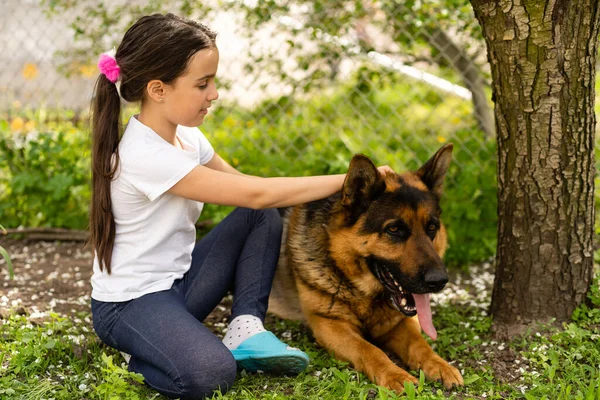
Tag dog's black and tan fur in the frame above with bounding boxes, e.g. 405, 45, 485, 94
269, 144, 463, 391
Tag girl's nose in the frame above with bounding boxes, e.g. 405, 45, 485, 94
209, 82, 219, 101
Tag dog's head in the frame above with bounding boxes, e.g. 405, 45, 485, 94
330, 144, 453, 336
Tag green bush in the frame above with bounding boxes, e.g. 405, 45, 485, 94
0, 120, 91, 229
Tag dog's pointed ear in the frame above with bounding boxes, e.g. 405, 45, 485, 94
416, 143, 453, 197
342, 154, 384, 210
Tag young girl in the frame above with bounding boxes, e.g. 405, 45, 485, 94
90, 13, 391, 400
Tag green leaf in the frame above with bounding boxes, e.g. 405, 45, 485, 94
403, 381, 416, 399
463, 374, 481, 385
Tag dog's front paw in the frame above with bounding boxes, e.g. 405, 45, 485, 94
421, 356, 463, 389
375, 366, 419, 392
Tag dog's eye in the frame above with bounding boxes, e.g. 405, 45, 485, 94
385, 225, 408, 238
426, 221, 439, 240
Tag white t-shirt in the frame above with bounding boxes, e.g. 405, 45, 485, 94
91, 116, 215, 302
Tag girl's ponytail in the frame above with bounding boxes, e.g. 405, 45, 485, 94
89, 74, 121, 274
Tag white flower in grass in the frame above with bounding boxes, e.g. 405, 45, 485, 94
518, 385, 528, 393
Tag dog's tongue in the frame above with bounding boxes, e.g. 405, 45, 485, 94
414, 293, 437, 340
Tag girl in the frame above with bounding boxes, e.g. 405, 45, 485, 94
90, 13, 391, 400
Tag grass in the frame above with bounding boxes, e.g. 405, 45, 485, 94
1, 269, 599, 400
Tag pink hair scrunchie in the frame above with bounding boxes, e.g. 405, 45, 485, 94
98, 52, 121, 83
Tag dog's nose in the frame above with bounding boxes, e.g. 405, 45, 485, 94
424, 269, 448, 292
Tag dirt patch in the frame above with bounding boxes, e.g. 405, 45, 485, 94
0, 239, 92, 316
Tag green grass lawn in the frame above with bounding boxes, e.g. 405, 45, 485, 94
1, 264, 599, 400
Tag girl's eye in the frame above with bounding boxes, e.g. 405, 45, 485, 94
198, 82, 208, 89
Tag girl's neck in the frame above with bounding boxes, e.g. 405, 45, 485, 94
138, 105, 178, 146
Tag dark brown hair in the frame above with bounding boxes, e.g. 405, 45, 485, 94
90, 13, 217, 273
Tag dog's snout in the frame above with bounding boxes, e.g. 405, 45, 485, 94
424, 269, 448, 292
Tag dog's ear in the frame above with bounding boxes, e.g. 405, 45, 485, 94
416, 143, 453, 198
342, 154, 385, 213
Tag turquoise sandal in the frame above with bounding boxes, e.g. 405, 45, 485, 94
230, 331, 309, 375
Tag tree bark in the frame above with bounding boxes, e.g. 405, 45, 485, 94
470, 0, 599, 338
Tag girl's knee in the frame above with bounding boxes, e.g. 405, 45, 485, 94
238, 207, 283, 232
262, 208, 283, 230
178, 355, 237, 400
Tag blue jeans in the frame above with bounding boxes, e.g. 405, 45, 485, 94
91, 208, 283, 400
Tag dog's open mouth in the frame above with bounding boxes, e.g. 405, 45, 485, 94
372, 264, 416, 317
371, 261, 438, 340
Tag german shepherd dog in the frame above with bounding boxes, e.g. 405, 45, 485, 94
269, 144, 463, 391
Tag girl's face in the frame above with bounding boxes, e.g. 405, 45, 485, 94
163, 47, 220, 127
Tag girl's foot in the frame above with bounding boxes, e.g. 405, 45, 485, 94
223, 314, 309, 375
230, 331, 309, 375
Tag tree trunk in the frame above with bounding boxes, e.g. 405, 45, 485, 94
470, 0, 599, 338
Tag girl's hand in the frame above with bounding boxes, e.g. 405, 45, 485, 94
377, 165, 395, 176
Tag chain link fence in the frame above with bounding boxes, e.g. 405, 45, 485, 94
1, 1, 93, 111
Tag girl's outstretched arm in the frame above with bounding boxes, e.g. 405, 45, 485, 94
168, 164, 346, 209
